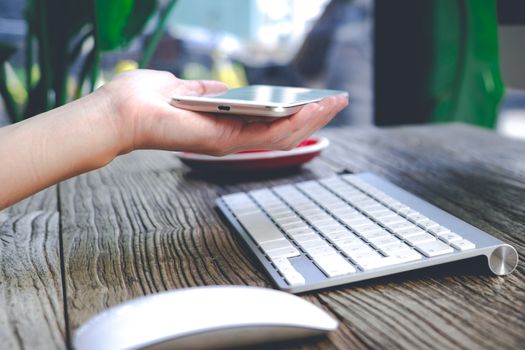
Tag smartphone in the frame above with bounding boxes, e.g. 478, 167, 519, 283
171, 85, 348, 118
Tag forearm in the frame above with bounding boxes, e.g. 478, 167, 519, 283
0, 70, 347, 210
0, 91, 120, 209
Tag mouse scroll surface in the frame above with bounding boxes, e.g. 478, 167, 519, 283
73, 286, 338, 350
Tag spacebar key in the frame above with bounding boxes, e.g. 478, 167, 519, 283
236, 211, 286, 243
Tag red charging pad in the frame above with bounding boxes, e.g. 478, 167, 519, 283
176, 137, 329, 172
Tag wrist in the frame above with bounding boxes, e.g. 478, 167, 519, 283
88, 85, 133, 157
68, 89, 124, 169
92, 83, 137, 156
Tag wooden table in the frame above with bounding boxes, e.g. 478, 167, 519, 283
1, 123, 524, 350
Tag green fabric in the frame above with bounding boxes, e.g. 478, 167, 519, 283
430, 0, 504, 128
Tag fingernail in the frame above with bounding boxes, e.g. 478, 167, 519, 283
319, 97, 334, 112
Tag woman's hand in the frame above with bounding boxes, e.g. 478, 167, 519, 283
0, 69, 347, 209
97, 70, 348, 156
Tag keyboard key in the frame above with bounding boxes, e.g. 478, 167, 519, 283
368, 235, 401, 247
273, 184, 298, 192
331, 236, 363, 247
306, 212, 331, 220
358, 249, 423, 270
407, 213, 432, 224
293, 202, 318, 211
368, 211, 398, 220
228, 202, 259, 214
265, 246, 301, 259
396, 226, 427, 238
263, 201, 288, 209
298, 239, 329, 249
304, 244, 338, 258
351, 223, 384, 235
376, 215, 407, 226
315, 254, 356, 277
343, 217, 374, 228
416, 240, 454, 257
236, 211, 286, 243
418, 219, 440, 230
405, 233, 436, 245
387, 201, 407, 210
268, 210, 295, 219
273, 215, 301, 225
272, 258, 305, 286
286, 227, 316, 236
366, 208, 392, 217
222, 193, 253, 206
259, 239, 293, 251
280, 221, 308, 230
392, 249, 423, 262
331, 208, 359, 218
358, 203, 384, 212
271, 210, 297, 219
311, 222, 340, 233
284, 273, 306, 286
353, 202, 379, 212
384, 220, 415, 232
357, 229, 390, 240
336, 209, 365, 218
297, 208, 323, 217
439, 232, 463, 243
347, 250, 383, 266
276, 216, 297, 226
323, 230, 353, 241
395, 207, 413, 216
337, 245, 370, 258
316, 223, 347, 235
379, 243, 415, 256
338, 242, 374, 254
451, 239, 476, 251
293, 233, 321, 243
428, 225, 451, 236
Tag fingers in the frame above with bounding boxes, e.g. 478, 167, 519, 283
176, 79, 228, 96
112, 70, 228, 97
284, 96, 347, 145
267, 96, 346, 147
225, 95, 347, 153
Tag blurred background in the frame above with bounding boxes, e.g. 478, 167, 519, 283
0, 0, 524, 138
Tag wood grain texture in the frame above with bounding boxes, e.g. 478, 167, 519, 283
58, 124, 525, 349
317, 123, 525, 350
0, 187, 65, 350
59, 151, 337, 332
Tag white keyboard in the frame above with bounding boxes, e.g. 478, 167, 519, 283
217, 173, 518, 293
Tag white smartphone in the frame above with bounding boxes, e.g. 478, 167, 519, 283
171, 85, 348, 118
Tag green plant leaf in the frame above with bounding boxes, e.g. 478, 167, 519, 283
123, 0, 157, 42
95, 0, 135, 51
65, 0, 92, 39
430, 0, 504, 128
0, 44, 21, 122
0, 43, 17, 63
139, 0, 177, 68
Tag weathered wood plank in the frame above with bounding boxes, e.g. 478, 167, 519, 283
59, 124, 525, 349
0, 187, 65, 350
59, 151, 337, 332
315, 124, 525, 350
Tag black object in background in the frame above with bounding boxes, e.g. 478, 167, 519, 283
374, 0, 434, 126
497, 0, 525, 25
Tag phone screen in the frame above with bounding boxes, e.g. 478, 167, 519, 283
202, 85, 347, 107
171, 85, 348, 117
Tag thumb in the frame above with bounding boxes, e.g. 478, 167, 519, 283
177, 79, 228, 96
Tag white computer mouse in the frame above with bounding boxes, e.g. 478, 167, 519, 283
73, 285, 338, 350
